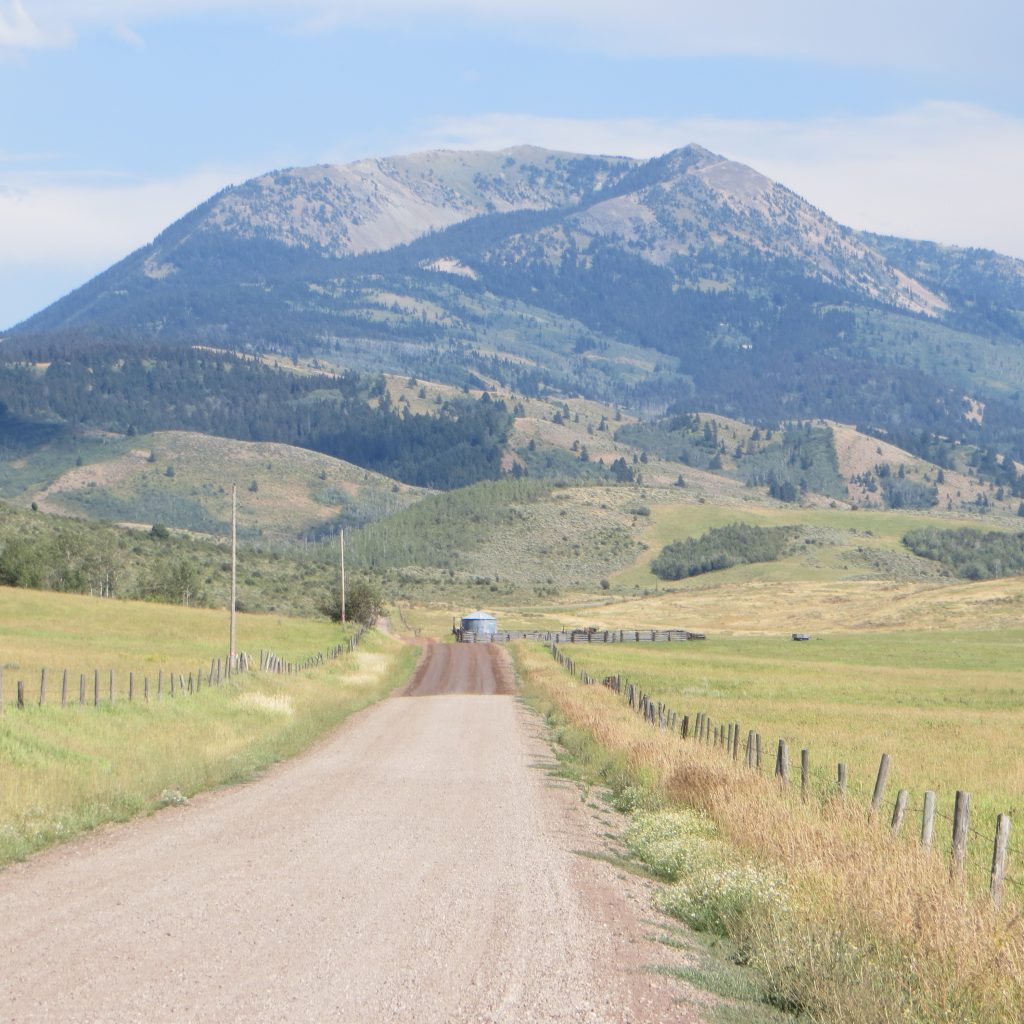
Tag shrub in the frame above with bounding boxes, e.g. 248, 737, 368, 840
651, 523, 796, 580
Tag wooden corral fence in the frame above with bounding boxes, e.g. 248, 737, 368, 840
458, 627, 705, 644
0, 627, 366, 713
548, 643, 1018, 908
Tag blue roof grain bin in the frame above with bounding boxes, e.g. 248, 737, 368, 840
461, 611, 498, 636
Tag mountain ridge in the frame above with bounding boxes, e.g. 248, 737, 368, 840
7, 142, 1024, 463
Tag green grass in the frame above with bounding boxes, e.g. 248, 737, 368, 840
0, 585, 351, 692
0, 591, 417, 866
25, 430, 422, 540
613, 501, 1010, 590
543, 633, 1024, 889
512, 640, 1024, 1024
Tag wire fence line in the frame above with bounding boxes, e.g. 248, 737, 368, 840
548, 643, 1018, 908
0, 627, 366, 713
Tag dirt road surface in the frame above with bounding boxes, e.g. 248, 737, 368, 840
0, 643, 693, 1023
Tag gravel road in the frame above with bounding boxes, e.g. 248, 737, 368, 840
0, 643, 693, 1023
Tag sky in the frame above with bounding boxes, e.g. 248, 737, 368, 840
2, 0, 1023, 329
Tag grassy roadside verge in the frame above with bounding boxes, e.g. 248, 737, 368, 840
0, 629, 417, 867
512, 642, 1024, 1024
533, 634, 1024, 865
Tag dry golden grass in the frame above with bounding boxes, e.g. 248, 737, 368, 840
31, 430, 423, 538
514, 642, 1024, 1024
560, 574, 1024, 634
531, 629, 1024, 878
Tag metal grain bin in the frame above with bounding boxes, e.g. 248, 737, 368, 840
461, 610, 498, 638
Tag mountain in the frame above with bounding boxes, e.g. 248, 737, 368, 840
7, 144, 1024, 460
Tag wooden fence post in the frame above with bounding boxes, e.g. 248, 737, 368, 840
755, 733, 763, 771
800, 749, 809, 801
61, 669, 68, 708
870, 754, 891, 820
837, 762, 847, 798
144, 676, 150, 702
921, 791, 936, 849
108, 670, 114, 704
775, 740, 790, 785
951, 790, 971, 878
891, 790, 909, 833
733, 723, 741, 760
38, 668, 47, 707
17, 680, 24, 709
79, 673, 85, 705
129, 672, 134, 701
745, 730, 754, 768
990, 814, 1012, 908
681, 715, 689, 739
93, 670, 99, 707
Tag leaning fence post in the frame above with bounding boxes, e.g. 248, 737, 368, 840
870, 754, 891, 820
921, 791, 936, 849
990, 814, 1012, 908
891, 790, 909, 833
951, 791, 971, 878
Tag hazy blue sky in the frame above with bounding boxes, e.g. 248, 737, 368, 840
2, 0, 1022, 329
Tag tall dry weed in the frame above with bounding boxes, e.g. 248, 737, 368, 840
515, 643, 1024, 1024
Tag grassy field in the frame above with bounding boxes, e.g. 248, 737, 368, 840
0, 585, 350, 698
513, 642, 1024, 1024
0, 588, 417, 865
612, 498, 1014, 590
27, 430, 423, 539
534, 632, 1024, 875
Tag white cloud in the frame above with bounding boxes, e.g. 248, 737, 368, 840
4, 0, 1020, 72
0, 0, 66, 50
0, 167, 244, 326
416, 102, 1024, 259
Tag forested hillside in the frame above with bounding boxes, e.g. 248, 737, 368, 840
0, 347, 512, 490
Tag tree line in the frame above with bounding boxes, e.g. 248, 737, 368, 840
902, 527, 1024, 580
0, 346, 512, 490
650, 523, 797, 581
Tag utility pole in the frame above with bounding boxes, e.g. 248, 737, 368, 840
339, 528, 346, 623
229, 483, 237, 664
